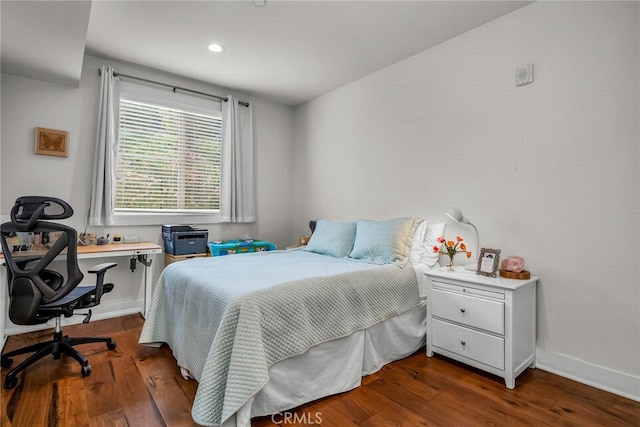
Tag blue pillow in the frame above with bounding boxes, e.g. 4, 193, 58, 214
303, 220, 356, 257
349, 217, 421, 266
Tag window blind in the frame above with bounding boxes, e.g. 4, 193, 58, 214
115, 99, 222, 213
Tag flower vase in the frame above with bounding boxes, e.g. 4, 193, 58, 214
446, 257, 455, 271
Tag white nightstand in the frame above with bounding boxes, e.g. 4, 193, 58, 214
425, 267, 538, 389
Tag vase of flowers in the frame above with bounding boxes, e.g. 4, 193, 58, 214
433, 236, 472, 270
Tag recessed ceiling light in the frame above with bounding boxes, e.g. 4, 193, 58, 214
208, 43, 225, 53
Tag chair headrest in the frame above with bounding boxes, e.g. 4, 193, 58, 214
11, 196, 73, 232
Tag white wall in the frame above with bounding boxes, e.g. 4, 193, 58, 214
292, 2, 639, 399
1, 54, 295, 326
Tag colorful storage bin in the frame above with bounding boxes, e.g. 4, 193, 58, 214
208, 240, 276, 256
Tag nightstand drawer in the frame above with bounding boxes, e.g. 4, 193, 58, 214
432, 280, 504, 300
431, 288, 504, 334
432, 319, 505, 370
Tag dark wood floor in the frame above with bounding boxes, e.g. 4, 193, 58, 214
1, 314, 638, 427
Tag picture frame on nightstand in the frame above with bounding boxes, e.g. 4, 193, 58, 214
477, 247, 501, 277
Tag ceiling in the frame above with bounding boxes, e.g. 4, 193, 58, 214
1, 1, 532, 106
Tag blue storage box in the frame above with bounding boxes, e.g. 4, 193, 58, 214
208, 240, 276, 256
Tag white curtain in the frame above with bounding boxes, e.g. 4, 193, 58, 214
220, 96, 256, 223
89, 65, 118, 226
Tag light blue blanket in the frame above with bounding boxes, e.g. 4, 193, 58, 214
139, 250, 419, 426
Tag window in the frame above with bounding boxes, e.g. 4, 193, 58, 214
115, 98, 222, 216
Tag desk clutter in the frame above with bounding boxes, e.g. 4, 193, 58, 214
2, 230, 146, 254
78, 232, 110, 246
78, 233, 141, 246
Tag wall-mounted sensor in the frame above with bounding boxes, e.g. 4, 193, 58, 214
516, 64, 534, 87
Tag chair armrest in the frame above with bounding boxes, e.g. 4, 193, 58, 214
87, 262, 117, 303
87, 262, 117, 275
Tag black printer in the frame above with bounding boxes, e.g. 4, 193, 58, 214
162, 225, 208, 255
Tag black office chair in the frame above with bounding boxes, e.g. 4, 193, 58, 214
0, 196, 117, 389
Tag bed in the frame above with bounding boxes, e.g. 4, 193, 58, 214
139, 217, 445, 427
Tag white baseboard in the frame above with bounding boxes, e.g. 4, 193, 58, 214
536, 352, 640, 402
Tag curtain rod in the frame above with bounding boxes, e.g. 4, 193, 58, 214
98, 68, 249, 107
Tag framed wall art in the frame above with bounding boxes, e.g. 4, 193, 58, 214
34, 127, 68, 157
477, 247, 501, 277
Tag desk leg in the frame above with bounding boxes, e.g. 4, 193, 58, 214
134, 254, 154, 318
143, 255, 153, 318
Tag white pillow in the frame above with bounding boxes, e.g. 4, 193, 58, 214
408, 221, 446, 268
408, 221, 427, 265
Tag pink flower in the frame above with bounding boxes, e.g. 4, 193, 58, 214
437, 236, 446, 243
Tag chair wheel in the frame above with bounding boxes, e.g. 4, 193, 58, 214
107, 341, 116, 350
81, 364, 92, 377
1, 357, 13, 368
4, 376, 18, 389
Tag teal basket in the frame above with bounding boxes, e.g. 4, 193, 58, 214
208, 240, 276, 256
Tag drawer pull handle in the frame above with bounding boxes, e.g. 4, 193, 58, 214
460, 308, 466, 313
461, 341, 466, 346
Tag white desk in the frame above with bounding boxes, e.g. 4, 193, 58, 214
0, 242, 162, 342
